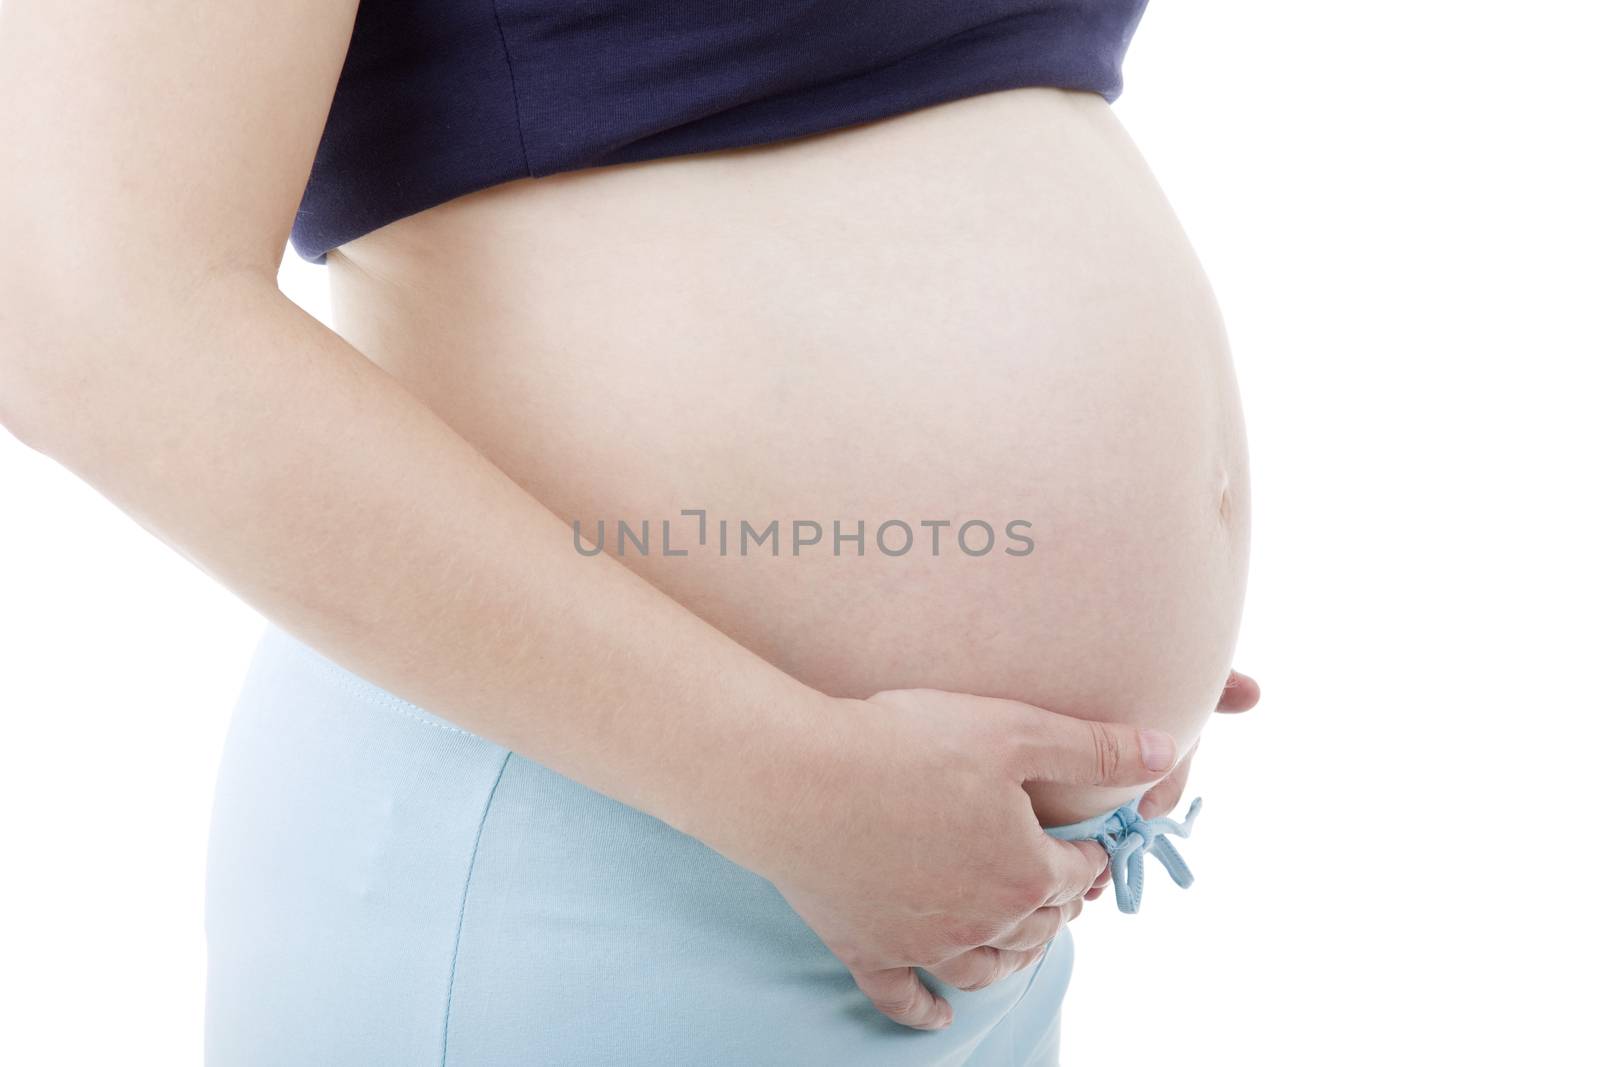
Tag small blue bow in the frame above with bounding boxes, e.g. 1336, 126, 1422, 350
1043, 796, 1202, 914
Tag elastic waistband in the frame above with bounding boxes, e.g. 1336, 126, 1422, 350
257, 625, 1200, 915
253, 624, 497, 744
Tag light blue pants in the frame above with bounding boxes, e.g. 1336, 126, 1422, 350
205, 625, 1078, 1065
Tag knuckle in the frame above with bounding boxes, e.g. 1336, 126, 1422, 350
871, 989, 920, 1019
999, 873, 1050, 916
943, 916, 993, 950
953, 949, 1003, 992
1087, 721, 1121, 783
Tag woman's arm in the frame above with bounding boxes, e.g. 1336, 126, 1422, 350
0, 1, 1177, 1029
0, 0, 816, 853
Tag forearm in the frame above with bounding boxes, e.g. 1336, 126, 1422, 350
5, 270, 833, 867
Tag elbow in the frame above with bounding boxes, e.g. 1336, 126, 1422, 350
0, 273, 102, 458
0, 254, 261, 460
0, 238, 86, 453
0, 301, 145, 462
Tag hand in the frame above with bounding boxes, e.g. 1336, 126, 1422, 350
759, 688, 1179, 1030
1084, 669, 1260, 903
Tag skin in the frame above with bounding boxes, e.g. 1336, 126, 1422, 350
0, 0, 1253, 1034
1084, 671, 1262, 903
332, 87, 1252, 827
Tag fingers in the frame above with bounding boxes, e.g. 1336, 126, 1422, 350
853, 967, 951, 1030
853, 897, 1086, 1027
1215, 670, 1261, 713
1138, 745, 1195, 820
928, 944, 1049, 992
987, 905, 1065, 951
1014, 713, 1178, 789
1042, 838, 1110, 906
987, 902, 1081, 951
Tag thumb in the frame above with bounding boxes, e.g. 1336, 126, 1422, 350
1016, 713, 1178, 789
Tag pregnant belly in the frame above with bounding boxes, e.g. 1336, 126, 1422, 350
328, 88, 1250, 823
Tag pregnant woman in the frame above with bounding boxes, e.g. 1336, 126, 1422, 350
0, 2, 1253, 1064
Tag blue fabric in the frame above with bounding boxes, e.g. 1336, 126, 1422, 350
1043, 797, 1202, 914
291, 0, 1151, 262
206, 625, 1079, 1065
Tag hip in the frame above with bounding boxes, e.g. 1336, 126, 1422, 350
204, 624, 1072, 1066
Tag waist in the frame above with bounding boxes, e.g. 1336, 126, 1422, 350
324, 87, 1250, 820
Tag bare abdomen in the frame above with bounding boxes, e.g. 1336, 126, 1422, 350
328, 88, 1251, 823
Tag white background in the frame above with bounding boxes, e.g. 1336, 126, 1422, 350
2, 2, 1596, 1063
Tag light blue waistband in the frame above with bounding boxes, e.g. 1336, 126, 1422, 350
1043, 797, 1203, 914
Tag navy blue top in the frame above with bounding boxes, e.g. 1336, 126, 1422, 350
291, 0, 1150, 263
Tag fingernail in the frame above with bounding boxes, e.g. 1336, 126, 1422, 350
936, 1003, 953, 1029
1139, 730, 1176, 773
